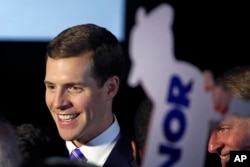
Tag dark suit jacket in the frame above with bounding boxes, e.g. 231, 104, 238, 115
103, 130, 137, 167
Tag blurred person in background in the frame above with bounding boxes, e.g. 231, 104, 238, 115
15, 123, 68, 165
0, 114, 21, 167
131, 97, 153, 166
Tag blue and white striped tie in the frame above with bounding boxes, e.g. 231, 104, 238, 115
70, 148, 87, 161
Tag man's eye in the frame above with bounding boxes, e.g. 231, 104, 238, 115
46, 84, 55, 90
69, 86, 83, 92
218, 126, 230, 133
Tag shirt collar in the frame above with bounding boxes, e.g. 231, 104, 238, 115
66, 115, 120, 162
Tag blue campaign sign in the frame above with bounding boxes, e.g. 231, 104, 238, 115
128, 3, 250, 167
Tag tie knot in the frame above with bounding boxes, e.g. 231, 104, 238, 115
70, 148, 87, 161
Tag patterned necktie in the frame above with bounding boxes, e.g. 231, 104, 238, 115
70, 148, 87, 161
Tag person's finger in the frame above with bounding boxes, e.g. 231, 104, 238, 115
203, 70, 215, 92
212, 86, 231, 114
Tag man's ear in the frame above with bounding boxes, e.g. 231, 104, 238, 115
131, 140, 137, 161
105, 76, 120, 98
131, 140, 142, 166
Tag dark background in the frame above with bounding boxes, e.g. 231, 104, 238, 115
0, 1, 248, 166
1, 0, 249, 125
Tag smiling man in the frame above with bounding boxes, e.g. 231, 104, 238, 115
208, 115, 250, 167
44, 24, 136, 167
207, 65, 250, 167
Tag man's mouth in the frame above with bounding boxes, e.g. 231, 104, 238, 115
58, 114, 79, 121
220, 154, 230, 160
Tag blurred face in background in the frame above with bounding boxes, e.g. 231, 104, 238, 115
208, 115, 250, 167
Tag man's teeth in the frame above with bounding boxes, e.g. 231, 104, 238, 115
220, 154, 230, 160
59, 114, 78, 121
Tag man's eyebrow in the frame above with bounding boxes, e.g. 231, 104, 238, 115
44, 80, 53, 85
44, 81, 86, 86
65, 82, 85, 86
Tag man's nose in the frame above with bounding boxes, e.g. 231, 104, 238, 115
208, 131, 224, 153
53, 90, 70, 110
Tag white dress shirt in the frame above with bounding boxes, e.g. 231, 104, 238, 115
66, 115, 120, 167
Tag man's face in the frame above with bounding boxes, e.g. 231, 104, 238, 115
44, 55, 108, 146
208, 115, 250, 167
